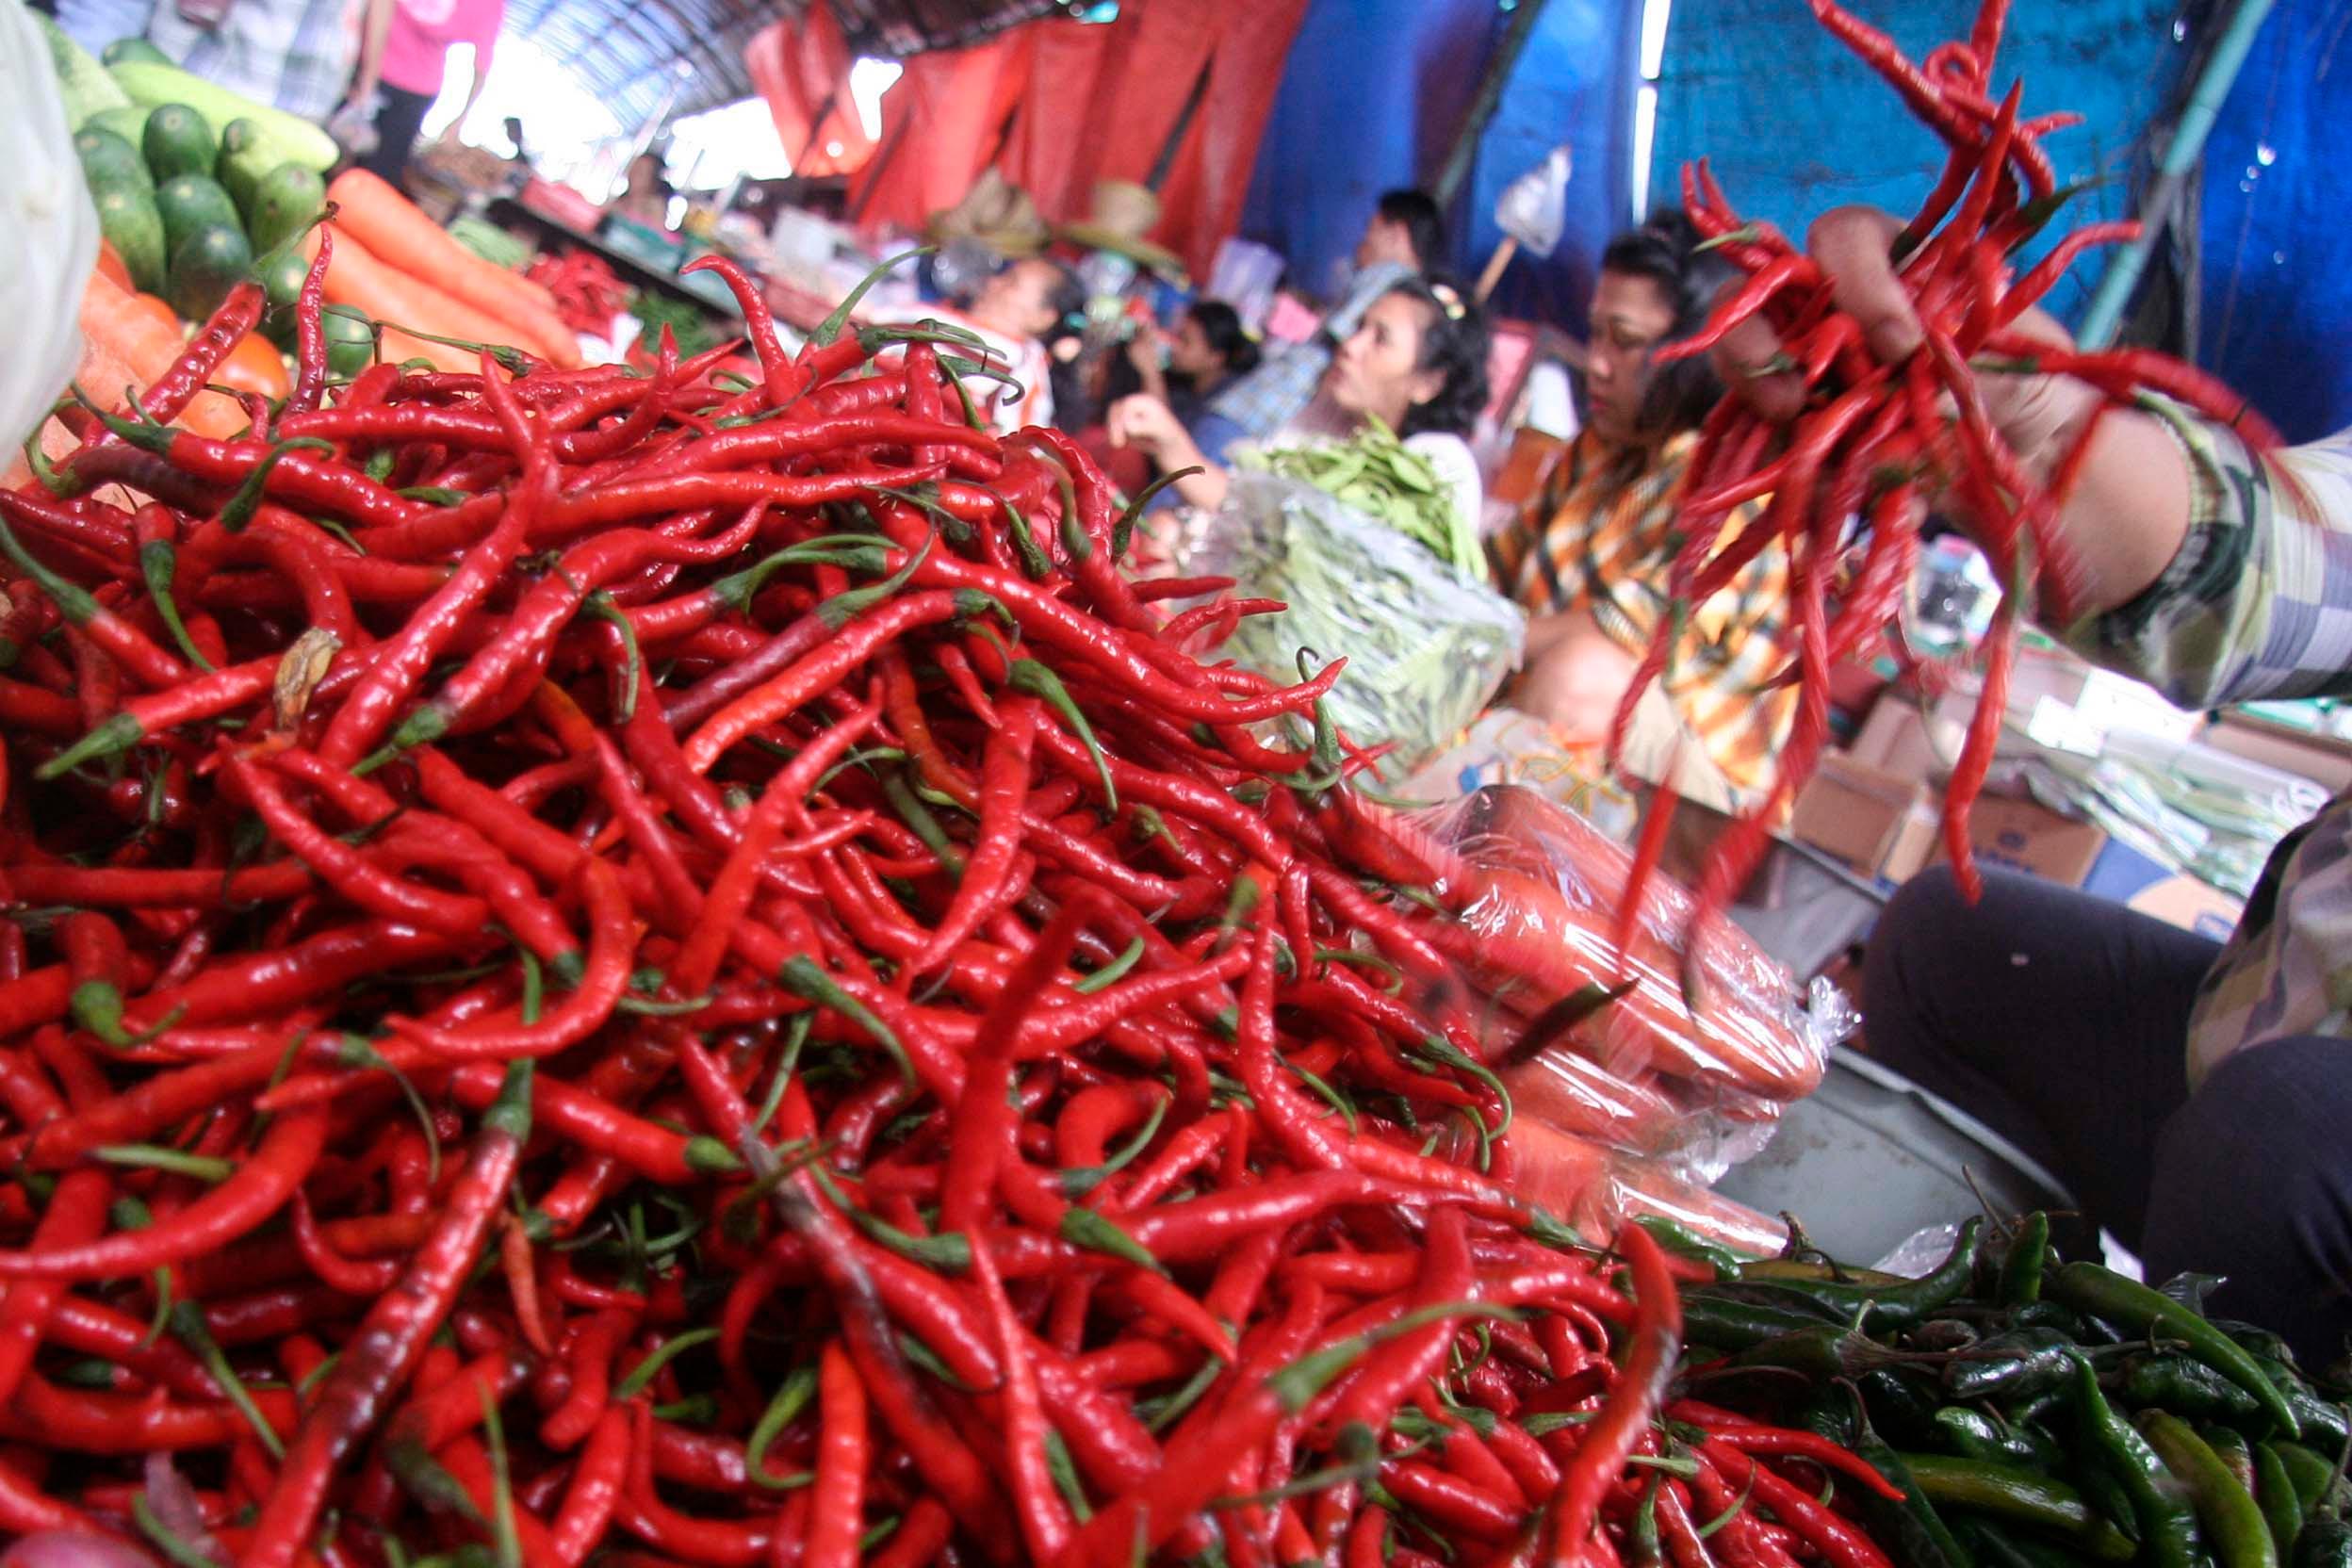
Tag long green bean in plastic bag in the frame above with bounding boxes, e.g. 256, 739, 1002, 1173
1186, 471, 1526, 776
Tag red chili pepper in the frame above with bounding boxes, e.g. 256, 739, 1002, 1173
244, 1061, 531, 1568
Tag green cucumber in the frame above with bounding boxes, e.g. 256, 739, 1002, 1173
93, 187, 170, 296
167, 223, 254, 322
141, 103, 217, 183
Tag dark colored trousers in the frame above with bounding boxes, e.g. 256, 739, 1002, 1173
1863, 865, 2352, 1366
358, 83, 437, 189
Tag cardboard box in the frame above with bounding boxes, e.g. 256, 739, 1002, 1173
1936, 793, 2246, 939
2205, 712, 2352, 793
1790, 752, 1942, 884
1851, 697, 1936, 784
1955, 793, 2110, 884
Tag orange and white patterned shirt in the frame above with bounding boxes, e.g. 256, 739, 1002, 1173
1488, 428, 1796, 799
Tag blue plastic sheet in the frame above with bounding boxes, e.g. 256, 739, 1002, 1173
2197, 0, 2352, 444
1236, 0, 1631, 323
1647, 0, 2190, 327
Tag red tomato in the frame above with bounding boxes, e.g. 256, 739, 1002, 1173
93, 241, 134, 293
215, 335, 291, 402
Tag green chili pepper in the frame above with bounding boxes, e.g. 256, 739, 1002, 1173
1934, 1408, 2058, 1469
1897, 1454, 2137, 1560
1945, 1329, 2082, 1404
2050, 1263, 2302, 1439
2256, 1444, 2308, 1561
2140, 1410, 2281, 1568
2268, 1444, 2344, 1517
1999, 1213, 2051, 1306
1636, 1216, 1749, 1282
1681, 1294, 1850, 1352
1731, 1218, 1985, 1332
2068, 1350, 2206, 1568
2121, 1355, 2268, 1429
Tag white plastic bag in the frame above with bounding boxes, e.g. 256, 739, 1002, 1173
1184, 471, 1527, 772
2, 0, 100, 455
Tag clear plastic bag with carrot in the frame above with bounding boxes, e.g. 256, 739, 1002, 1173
1325, 783, 1850, 1242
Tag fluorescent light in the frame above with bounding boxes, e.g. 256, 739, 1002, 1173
849, 57, 904, 144
1639, 0, 1673, 80
1630, 83, 1658, 221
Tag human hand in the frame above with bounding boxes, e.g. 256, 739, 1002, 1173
1708, 205, 2099, 482
1106, 394, 1187, 460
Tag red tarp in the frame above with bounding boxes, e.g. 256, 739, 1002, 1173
743, 2, 873, 179
837, 0, 1307, 272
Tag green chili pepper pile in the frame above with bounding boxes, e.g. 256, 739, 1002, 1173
1653, 1212, 2352, 1568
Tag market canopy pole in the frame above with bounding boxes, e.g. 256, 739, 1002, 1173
1430, 0, 1551, 209
2075, 0, 2275, 350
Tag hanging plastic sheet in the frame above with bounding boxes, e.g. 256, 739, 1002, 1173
1145, 0, 1313, 277
847, 34, 1028, 233
743, 2, 874, 180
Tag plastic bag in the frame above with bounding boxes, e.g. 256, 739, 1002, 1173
1184, 471, 1527, 772
1494, 145, 1573, 257
1322, 784, 1846, 1244
2, 0, 100, 456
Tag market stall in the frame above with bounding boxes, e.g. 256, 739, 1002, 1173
3, 0, 2347, 1561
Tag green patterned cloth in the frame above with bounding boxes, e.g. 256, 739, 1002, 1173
2065, 402, 2352, 1086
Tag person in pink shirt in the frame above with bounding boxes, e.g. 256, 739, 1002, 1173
347, 0, 504, 188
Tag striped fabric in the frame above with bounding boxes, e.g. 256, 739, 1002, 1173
2066, 403, 2352, 1086
1489, 428, 1796, 801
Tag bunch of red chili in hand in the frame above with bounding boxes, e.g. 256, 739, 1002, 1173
1609, 0, 2287, 969
0, 236, 1884, 1566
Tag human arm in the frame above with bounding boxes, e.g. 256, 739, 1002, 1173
446, 42, 493, 134
346, 0, 398, 110
445, 1, 501, 136
1717, 205, 2352, 710
1107, 395, 1231, 511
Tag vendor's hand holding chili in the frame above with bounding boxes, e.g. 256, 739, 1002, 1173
1715, 206, 2205, 618
1723, 204, 2352, 1364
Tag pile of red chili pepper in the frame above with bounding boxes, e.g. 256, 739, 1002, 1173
1609, 0, 2289, 954
0, 232, 1869, 1565
527, 251, 631, 340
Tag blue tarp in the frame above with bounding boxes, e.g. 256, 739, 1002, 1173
2197, 0, 2352, 444
1236, 0, 1632, 324
1646, 0, 2192, 329
1237, 0, 2343, 443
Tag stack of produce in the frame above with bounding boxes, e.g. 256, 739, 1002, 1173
317, 168, 585, 376
42, 26, 333, 336
1665, 1214, 2352, 1568
526, 249, 632, 339
0, 243, 1806, 1561
1235, 416, 1481, 580
31, 24, 335, 443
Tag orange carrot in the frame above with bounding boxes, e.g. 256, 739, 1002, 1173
77, 270, 246, 440
320, 226, 525, 376
325, 171, 580, 366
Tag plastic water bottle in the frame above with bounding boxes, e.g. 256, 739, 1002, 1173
1913, 534, 1998, 650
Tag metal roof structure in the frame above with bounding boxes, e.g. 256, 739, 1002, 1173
503, 0, 1088, 126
